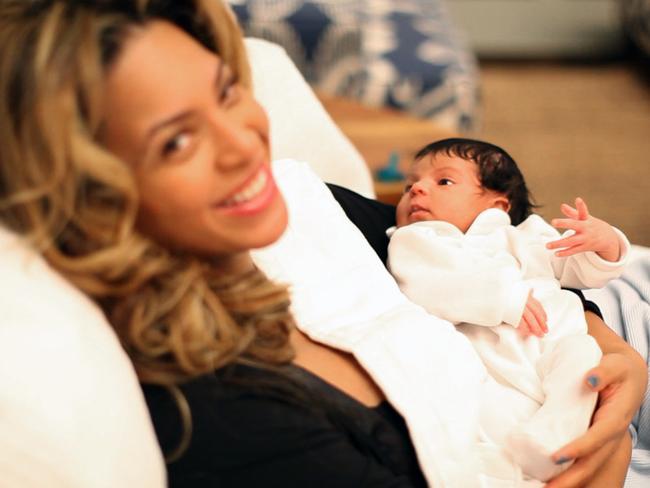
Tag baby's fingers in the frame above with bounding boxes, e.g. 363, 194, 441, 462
574, 197, 590, 220
552, 246, 587, 258
517, 322, 533, 338
527, 298, 548, 333
522, 308, 545, 337
560, 203, 579, 219
546, 234, 585, 256
551, 218, 582, 232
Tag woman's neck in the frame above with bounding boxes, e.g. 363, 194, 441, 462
211, 251, 256, 275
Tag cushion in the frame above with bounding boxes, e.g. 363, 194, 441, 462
232, 1, 480, 132
246, 37, 375, 197
0, 227, 166, 487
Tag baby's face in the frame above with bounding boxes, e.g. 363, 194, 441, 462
396, 153, 506, 232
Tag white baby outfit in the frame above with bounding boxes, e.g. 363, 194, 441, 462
388, 208, 630, 482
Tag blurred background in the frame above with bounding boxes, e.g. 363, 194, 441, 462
450, 0, 650, 247
229, 0, 649, 246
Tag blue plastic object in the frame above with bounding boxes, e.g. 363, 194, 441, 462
375, 151, 405, 182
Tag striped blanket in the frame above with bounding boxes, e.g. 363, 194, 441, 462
585, 245, 650, 486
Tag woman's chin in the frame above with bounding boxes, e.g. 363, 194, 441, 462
254, 200, 289, 249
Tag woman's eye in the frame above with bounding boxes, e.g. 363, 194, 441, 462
218, 71, 240, 105
162, 132, 190, 157
220, 82, 236, 102
438, 178, 453, 186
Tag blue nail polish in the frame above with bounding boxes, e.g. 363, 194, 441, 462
587, 375, 599, 388
555, 456, 573, 465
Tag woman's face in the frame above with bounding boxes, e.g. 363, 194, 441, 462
101, 21, 287, 264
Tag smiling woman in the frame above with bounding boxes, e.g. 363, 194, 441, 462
0, 0, 295, 389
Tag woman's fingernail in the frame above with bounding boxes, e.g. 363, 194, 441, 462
587, 375, 599, 388
555, 456, 573, 465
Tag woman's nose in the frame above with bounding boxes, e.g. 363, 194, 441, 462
210, 116, 259, 170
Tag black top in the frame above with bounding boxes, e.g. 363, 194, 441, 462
143, 364, 427, 487
327, 183, 397, 266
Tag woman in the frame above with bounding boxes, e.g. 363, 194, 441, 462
0, 1, 644, 486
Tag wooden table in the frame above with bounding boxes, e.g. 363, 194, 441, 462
318, 93, 456, 205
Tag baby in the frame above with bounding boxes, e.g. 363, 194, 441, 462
387, 138, 630, 482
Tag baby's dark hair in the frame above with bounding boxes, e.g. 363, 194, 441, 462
414, 138, 537, 225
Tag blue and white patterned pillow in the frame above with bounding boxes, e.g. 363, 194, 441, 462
228, 0, 480, 132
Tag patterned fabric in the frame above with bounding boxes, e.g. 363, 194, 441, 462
227, 0, 479, 132
622, 0, 650, 56
585, 248, 650, 487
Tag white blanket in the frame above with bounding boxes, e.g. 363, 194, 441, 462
253, 159, 518, 487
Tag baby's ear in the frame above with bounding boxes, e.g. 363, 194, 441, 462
492, 194, 511, 213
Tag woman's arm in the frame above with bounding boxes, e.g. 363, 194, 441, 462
546, 311, 647, 487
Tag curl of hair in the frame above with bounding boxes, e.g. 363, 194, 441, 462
0, 0, 294, 386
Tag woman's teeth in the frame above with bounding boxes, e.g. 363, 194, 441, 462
221, 169, 268, 207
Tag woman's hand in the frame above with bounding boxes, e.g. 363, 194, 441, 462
545, 351, 646, 487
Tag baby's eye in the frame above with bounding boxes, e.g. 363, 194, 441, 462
162, 132, 191, 157
403, 184, 412, 193
438, 178, 454, 186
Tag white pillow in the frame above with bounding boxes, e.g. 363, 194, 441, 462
245, 38, 375, 198
0, 228, 166, 487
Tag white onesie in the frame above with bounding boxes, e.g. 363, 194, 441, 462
388, 208, 630, 482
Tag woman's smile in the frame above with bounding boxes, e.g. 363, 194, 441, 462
215, 163, 279, 216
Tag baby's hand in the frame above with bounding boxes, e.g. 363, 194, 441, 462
517, 291, 548, 338
547, 197, 621, 262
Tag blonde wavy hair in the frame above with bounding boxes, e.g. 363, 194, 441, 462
0, 0, 295, 386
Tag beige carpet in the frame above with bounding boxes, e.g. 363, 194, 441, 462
474, 60, 650, 246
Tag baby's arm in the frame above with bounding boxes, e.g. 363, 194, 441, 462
388, 224, 531, 329
545, 198, 630, 288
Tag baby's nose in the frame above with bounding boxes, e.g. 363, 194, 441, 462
410, 180, 428, 195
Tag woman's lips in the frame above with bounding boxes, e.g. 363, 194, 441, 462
214, 164, 278, 216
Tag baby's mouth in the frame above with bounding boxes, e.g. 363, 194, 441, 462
409, 204, 429, 215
